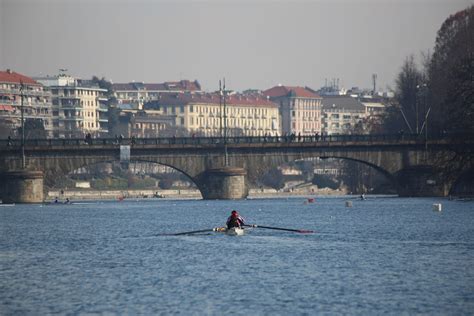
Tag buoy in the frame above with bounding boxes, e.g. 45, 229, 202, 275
433, 203, 442, 212
345, 201, 353, 207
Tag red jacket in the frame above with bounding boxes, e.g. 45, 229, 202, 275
226, 214, 245, 228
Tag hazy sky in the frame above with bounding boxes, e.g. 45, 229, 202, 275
1, 0, 472, 92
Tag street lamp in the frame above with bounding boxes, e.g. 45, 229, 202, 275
223, 78, 227, 143
219, 78, 228, 166
219, 80, 223, 138
20, 81, 25, 169
223, 78, 228, 166
417, 83, 430, 149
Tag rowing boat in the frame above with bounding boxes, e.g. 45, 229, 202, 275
215, 227, 245, 236
225, 227, 245, 236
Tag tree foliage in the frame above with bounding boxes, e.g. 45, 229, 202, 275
383, 6, 473, 137
428, 6, 474, 134
261, 168, 285, 190
91, 76, 114, 97
383, 55, 425, 134
107, 107, 121, 137
312, 174, 339, 190
17, 118, 48, 139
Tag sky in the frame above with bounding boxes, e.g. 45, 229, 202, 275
1, 0, 472, 92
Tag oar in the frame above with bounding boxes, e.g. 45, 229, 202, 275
244, 224, 313, 233
157, 228, 219, 236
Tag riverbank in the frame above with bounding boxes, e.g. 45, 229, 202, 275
47, 186, 346, 201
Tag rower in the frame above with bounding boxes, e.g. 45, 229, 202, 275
226, 210, 245, 229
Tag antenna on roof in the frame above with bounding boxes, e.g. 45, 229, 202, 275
372, 74, 377, 94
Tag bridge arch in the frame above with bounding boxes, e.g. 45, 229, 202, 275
317, 155, 396, 185
253, 154, 397, 194
44, 158, 202, 198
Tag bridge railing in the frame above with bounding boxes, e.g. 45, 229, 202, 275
0, 133, 468, 149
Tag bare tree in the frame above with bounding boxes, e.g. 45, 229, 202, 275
428, 5, 474, 135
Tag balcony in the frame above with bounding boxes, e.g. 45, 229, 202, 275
58, 94, 80, 99
60, 103, 82, 109
0, 88, 50, 97
62, 117, 84, 122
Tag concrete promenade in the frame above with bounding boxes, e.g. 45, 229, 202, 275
46, 186, 346, 201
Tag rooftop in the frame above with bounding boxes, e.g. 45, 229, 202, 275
321, 95, 366, 111
145, 92, 278, 108
113, 80, 201, 92
0, 69, 39, 85
263, 85, 320, 99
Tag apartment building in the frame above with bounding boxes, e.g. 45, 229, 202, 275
116, 110, 176, 138
0, 69, 53, 137
113, 80, 201, 110
35, 75, 108, 138
145, 93, 280, 137
263, 85, 322, 136
321, 96, 367, 135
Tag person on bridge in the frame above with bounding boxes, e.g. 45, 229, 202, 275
226, 210, 246, 229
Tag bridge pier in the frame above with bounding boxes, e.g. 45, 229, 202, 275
0, 171, 44, 203
196, 167, 248, 200
395, 166, 451, 197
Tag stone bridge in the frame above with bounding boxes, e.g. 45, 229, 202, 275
0, 134, 472, 202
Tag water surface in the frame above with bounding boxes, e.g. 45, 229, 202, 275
1, 196, 473, 315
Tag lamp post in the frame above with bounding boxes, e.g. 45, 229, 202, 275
223, 78, 228, 166
20, 81, 25, 169
420, 83, 429, 150
219, 80, 223, 138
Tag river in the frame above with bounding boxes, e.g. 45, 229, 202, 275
1, 196, 473, 315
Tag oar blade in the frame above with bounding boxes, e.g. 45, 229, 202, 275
246, 224, 314, 234
297, 229, 314, 234
156, 228, 217, 236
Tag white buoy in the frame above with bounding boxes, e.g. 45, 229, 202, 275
433, 203, 442, 212
345, 201, 353, 207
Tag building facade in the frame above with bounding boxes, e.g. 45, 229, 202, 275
117, 110, 176, 138
263, 85, 322, 136
146, 93, 280, 137
36, 75, 108, 138
0, 69, 53, 137
321, 96, 367, 135
113, 80, 201, 110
